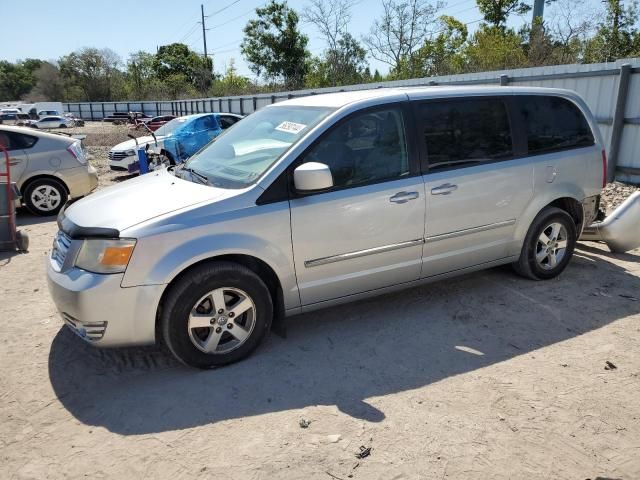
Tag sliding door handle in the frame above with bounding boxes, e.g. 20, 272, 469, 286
431, 183, 458, 195
390, 191, 419, 204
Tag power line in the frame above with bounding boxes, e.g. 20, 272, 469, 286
446, 3, 481, 17
179, 23, 200, 43
210, 2, 267, 29
208, 0, 242, 16
210, 38, 244, 52
443, 0, 476, 10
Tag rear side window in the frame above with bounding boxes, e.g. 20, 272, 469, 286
219, 116, 239, 129
193, 115, 218, 132
416, 98, 513, 170
517, 96, 594, 155
0, 131, 38, 150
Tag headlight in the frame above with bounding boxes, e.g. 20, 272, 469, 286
75, 239, 136, 274
126, 149, 136, 156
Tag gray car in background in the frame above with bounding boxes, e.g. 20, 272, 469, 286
47, 86, 605, 368
0, 126, 98, 215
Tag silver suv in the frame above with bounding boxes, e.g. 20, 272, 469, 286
47, 87, 605, 368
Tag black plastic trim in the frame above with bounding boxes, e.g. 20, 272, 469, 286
256, 171, 289, 205
57, 205, 120, 239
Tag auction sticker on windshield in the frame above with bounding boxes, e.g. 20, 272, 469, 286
275, 121, 306, 134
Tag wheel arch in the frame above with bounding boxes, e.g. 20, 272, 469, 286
159, 148, 176, 165
513, 189, 585, 254
547, 197, 584, 230
155, 253, 285, 343
19, 173, 70, 195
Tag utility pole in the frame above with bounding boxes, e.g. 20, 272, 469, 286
530, 0, 545, 42
531, 0, 545, 29
200, 4, 209, 61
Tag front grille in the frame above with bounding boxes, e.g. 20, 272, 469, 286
51, 231, 71, 269
62, 312, 107, 341
108, 151, 130, 161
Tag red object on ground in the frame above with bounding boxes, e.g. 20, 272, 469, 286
0, 144, 17, 249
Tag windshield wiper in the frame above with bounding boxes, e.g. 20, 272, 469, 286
177, 165, 212, 185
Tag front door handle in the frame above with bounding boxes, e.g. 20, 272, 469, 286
390, 191, 419, 204
8, 158, 21, 166
431, 183, 458, 195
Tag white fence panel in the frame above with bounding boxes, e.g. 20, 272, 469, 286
63, 58, 640, 182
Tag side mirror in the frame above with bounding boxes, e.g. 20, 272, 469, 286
294, 162, 333, 193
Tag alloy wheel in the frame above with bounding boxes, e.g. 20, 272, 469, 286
187, 287, 256, 354
535, 222, 568, 270
30, 184, 62, 212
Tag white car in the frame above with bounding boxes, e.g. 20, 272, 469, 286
108, 113, 243, 171
30, 116, 74, 129
108, 134, 167, 171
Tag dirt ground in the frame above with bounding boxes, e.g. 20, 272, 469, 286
1, 128, 640, 479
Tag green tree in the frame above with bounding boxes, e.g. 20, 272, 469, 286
462, 25, 528, 71
306, 33, 369, 87
25, 62, 65, 101
126, 51, 157, 99
58, 48, 123, 101
163, 73, 198, 99
476, 0, 530, 30
409, 15, 467, 77
0, 59, 42, 100
363, 0, 443, 75
153, 43, 212, 91
583, 0, 640, 62
241, 0, 310, 89
210, 60, 251, 96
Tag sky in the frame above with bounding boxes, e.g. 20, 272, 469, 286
1, 0, 605, 78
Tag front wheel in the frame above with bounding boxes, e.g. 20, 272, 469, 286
513, 207, 577, 280
161, 262, 273, 368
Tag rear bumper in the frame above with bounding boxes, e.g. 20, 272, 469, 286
60, 165, 99, 199
46, 259, 164, 347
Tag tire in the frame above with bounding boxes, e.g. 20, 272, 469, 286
513, 207, 577, 280
16, 230, 29, 252
59, 124, 67, 128
23, 178, 68, 216
161, 261, 273, 369
160, 150, 176, 166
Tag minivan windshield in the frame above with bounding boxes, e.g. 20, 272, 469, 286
182, 106, 334, 188
155, 117, 189, 136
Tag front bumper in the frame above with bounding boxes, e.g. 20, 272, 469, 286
46, 258, 164, 347
108, 157, 136, 169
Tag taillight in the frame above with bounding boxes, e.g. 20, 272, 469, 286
66, 144, 78, 160
66, 142, 87, 165
601, 149, 607, 188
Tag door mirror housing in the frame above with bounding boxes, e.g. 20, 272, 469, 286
294, 162, 333, 193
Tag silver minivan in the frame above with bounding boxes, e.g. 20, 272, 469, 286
47, 87, 605, 368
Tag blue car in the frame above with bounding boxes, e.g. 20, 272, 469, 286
108, 113, 243, 171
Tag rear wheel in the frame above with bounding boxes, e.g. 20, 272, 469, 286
513, 207, 576, 280
161, 262, 273, 368
23, 178, 68, 216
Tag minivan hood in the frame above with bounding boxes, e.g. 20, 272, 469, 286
111, 135, 166, 152
63, 169, 240, 232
